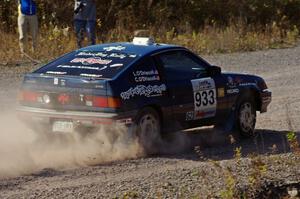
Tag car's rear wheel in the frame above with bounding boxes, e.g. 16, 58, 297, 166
133, 107, 162, 154
235, 94, 257, 137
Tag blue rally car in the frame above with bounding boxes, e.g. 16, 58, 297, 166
18, 37, 271, 151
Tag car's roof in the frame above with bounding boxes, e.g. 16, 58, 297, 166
79, 42, 185, 57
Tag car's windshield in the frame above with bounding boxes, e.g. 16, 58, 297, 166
34, 50, 139, 79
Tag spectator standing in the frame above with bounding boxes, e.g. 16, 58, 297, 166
17, 0, 38, 54
74, 0, 97, 48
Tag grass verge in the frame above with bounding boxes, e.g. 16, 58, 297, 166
0, 22, 299, 64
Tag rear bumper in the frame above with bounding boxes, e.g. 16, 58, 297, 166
17, 106, 135, 127
260, 89, 272, 113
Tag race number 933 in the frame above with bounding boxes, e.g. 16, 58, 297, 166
194, 90, 215, 107
191, 78, 217, 120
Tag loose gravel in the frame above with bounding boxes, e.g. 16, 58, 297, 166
0, 45, 300, 198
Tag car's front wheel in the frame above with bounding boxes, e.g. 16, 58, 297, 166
133, 107, 162, 154
235, 94, 257, 137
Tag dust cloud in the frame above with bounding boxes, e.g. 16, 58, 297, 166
0, 108, 233, 178
0, 110, 142, 178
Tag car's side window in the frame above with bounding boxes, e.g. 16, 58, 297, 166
130, 57, 161, 83
157, 51, 207, 80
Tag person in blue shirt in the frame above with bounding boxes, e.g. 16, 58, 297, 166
74, 0, 97, 48
17, 0, 38, 54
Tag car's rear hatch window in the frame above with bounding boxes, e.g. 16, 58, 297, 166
34, 50, 139, 79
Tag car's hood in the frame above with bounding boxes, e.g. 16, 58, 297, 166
221, 71, 267, 90
222, 71, 264, 82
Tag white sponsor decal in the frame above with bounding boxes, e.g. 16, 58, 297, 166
192, 78, 214, 90
70, 57, 112, 65
191, 78, 217, 120
77, 52, 108, 57
77, 51, 137, 60
109, 53, 126, 59
57, 65, 107, 71
103, 46, 126, 51
54, 78, 59, 85
60, 79, 66, 86
120, 84, 166, 100
46, 71, 67, 75
239, 82, 257, 86
79, 94, 84, 102
227, 88, 239, 94
227, 76, 237, 88
186, 111, 194, 121
133, 70, 159, 76
133, 70, 160, 82
134, 76, 160, 82
80, 73, 103, 78
110, 63, 123, 68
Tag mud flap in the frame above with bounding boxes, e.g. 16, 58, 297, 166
211, 107, 238, 145
126, 125, 137, 143
223, 107, 236, 133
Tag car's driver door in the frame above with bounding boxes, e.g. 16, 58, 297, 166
155, 50, 225, 129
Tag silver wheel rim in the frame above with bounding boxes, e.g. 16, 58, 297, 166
138, 113, 159, 139
239, 102, 255, 133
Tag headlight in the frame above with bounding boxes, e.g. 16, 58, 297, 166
258, 80, 268, 90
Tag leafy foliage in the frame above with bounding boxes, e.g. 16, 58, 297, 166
0, 0, 299, 63
1, 0, 300, 33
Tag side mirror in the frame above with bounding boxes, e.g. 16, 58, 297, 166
207, 65, 221, 76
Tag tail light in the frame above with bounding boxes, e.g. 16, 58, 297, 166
19, 90, 41, 102
19, 90, 121, 108
19, 90, 51, 104
85, 95, 121, 108
108, 97, 121, 108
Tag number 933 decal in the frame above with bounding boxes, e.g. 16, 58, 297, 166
191, 78, 217, 120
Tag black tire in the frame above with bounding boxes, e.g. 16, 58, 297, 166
132, 107, 162, 155
235, 93, 257, 137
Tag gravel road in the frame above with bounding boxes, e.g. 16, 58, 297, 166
0, 45, 300, 198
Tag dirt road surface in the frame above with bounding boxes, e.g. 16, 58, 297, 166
0, 46, 299, 198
